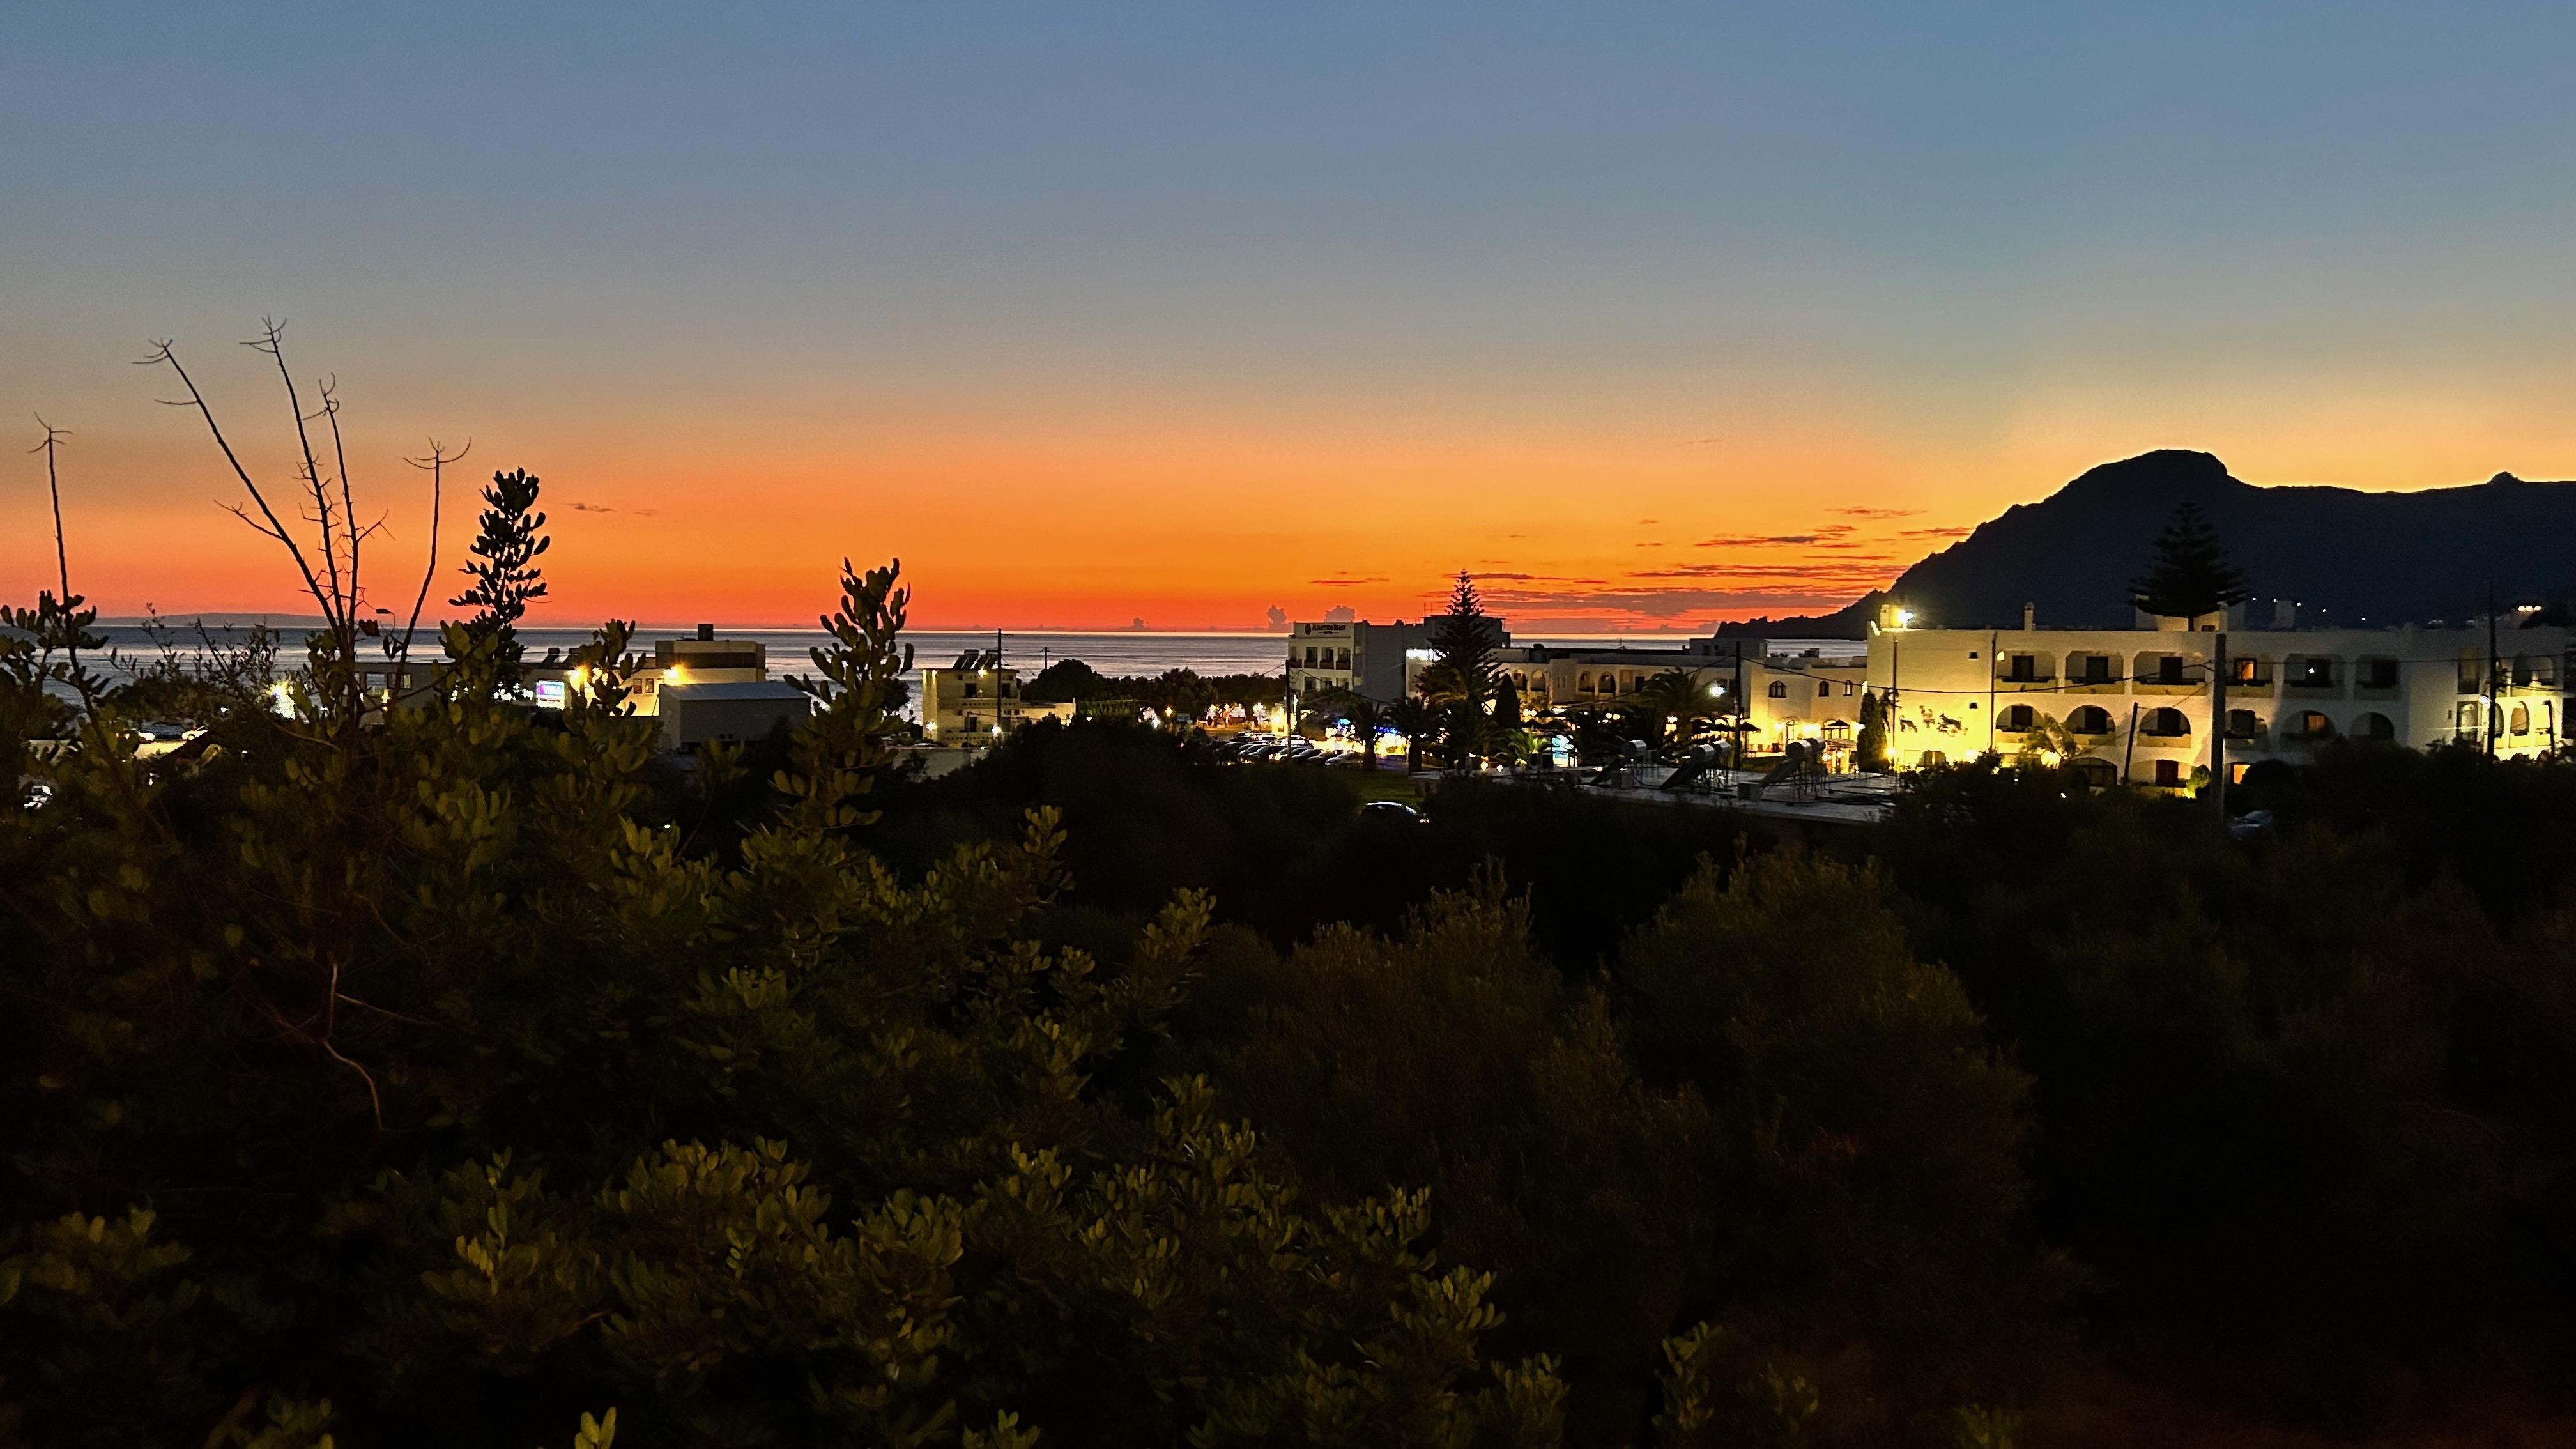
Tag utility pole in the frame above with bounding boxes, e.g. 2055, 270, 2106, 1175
1733, 639, 1746, 773
2120, 702, 2140, 786
2487, 585, 2501, 758
1987, 630, 1998, 760
1888, 638, 1900, 769
2211, 631, 2228, 822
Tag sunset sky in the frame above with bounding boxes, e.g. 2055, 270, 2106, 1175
10, 4, 2576, 631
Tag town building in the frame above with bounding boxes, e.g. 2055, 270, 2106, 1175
362, 622, 767, 718
1865, 601, 2570, 784
1496, 639, 1868, 764
658, 680, 810, 751
1285, 611, 1871, 762
918, 650, 1076, 742
1285, 620, 1429, 700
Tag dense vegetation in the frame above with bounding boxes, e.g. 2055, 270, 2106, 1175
1020, 659, 1282, 719
10, 546, 2576, 1445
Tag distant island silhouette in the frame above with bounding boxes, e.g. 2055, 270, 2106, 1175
1717, 448, 2576, 636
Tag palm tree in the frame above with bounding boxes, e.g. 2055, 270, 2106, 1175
1321, 689, 1388, 770
1632, 666, 1719, 742
1386, 696, 1440, 772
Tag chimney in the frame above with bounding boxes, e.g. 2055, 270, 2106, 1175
696, 622, 714, 641
2021, 602, 2036, 630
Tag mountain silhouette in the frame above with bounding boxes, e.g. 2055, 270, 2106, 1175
1724, 449, 2576, 635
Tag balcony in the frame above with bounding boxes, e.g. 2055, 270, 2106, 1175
2281, 659, 2343, 699
2062, 659, 2125, 694
2224, 667, 2276, 697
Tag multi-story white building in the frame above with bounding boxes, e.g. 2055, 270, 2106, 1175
1284, 610, 1882, 760
1496, 640, 1869, 763
918, 651, 1075, 742
1865, 602, 2568, 785
1285, 619, 1430, 701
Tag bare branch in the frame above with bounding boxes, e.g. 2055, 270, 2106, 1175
141, 339, 337, 624
399, 437, 467, 664
30, 415, 74, 606
252, 319, 347, 627
321, 376, 361, 617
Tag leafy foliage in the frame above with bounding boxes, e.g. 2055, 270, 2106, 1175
1855, 689, 1889, 772
448, 467, 551, 672
0, 557, 1593, 1448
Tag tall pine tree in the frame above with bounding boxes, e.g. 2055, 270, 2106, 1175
1422, 571, 1502, 763
450, 468, 551, 673
2128, 502, 2248, 621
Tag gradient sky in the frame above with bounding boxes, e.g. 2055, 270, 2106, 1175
10, 3, 2576, 630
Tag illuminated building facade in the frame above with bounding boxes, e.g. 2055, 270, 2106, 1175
1866, 601, 2572, 783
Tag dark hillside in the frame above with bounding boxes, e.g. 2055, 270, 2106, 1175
1723, 450, 2576, 634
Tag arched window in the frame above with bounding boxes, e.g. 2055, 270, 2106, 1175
2352, 712, 2395, 742
1767, 681, 1788, 698
2000, 703, 2036, 731
2511, 703, 2532, 735
2142, 707, 2189, 737
1577, 673, 1592, 691
2068, 705, 2115, 735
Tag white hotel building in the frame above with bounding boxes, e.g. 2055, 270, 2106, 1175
1866, 602, 2569, 785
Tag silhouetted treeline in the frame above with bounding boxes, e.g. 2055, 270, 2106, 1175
12, 620, 2576, 1444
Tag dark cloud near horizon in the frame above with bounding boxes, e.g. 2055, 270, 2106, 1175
1693, 521, 1855, 549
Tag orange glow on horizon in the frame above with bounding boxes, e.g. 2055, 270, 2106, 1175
14, 375, 2576, 633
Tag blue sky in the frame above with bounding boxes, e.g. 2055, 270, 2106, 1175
10, 3, 2576, 626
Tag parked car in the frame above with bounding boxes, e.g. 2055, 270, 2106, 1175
1357, 801, 1425, 825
